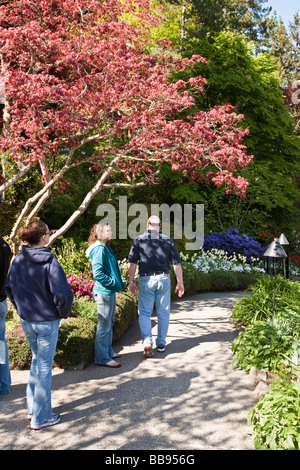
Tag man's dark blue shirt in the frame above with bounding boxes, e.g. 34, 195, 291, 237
128, 230, 181, 275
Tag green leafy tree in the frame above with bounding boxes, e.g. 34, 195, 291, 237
151, 0, 274, 51
170, 31, 300, 234
270, 12, 300, 85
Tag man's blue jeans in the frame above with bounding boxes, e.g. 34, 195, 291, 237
20, 318, 60, 427
138, 273, 171, 347
0, 300, 11, 395
93, 293, 117, 365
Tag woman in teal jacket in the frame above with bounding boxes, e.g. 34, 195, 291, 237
86, 222, 124, 368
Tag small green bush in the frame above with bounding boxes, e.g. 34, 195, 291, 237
6, 336, 32, 370
170, 264, 255, 297
54, 317, 97, 368
210, 270, 238, 291
55, 291, 137, 367
248, 379, 300, 450
113, 291, 138, 341
196, 272, 212, 291
232, 321, 294, 372
6, 317, 97, 370
235, 272, 260, 290
230, 275, 300, 331
72, 291, 138, 341
71, 297, 98, 322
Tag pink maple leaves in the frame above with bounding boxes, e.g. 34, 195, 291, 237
0, 0, 252, 199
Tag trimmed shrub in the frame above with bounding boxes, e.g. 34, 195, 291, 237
54, 317, 97, 368
234, 272, 260, 290
71, 291, 137, 341
6, 317, 97, 370
71, 297, 98, 322
210, 270, 238, 291
203, 229, 265, 262
113, 291, 138, 341
197, 272, 212, 291
6, 336, 32, 370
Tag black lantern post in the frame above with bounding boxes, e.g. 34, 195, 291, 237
278, 233, 289, 279
263, 238, 287, 320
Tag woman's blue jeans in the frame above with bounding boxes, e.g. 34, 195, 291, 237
0, 300, 11, 395
20, 318, 60, 427
93, 293, 116, 365
138, 273, 171, 347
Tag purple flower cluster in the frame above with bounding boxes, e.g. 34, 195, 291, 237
203, 229, 265, 263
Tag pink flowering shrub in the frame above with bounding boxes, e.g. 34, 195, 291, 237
67, 273, 95, 299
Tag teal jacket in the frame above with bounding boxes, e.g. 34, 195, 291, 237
86, 241, 124, 295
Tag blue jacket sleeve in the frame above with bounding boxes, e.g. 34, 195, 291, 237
91, 246, 116, 288
48, 259, 73, 319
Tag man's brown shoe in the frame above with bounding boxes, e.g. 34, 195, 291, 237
143, 346, 154, 358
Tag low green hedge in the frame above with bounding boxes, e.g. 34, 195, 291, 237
171, 264, 258, 296
71, 291, 138, 342
6, 318, 97, 370
6, 336, 32, 370
54, 317, 97, 369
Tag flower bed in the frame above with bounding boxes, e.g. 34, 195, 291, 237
181, 248, 265, 275
203, 229, 265, 262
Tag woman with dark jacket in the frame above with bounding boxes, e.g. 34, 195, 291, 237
0, 236, 11, 395
6, 220, 73, 430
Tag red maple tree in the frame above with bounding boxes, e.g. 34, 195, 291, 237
0, 0, 252, 252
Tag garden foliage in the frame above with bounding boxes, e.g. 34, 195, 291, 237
232, 321, 294, 372
0, 0, 253, 255
230, 275, 300, 333
248, 379, 300, 450
230, 275, 300, 450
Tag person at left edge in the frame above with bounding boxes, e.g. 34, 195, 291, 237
86, 222, 124, 368
0, 236, 11, 395
6, 220, 73, 430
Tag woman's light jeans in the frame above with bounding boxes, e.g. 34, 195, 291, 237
20, 318, 60, 427
0, 300, 11, 395
138, 273, 171, 347
93, 292, 117, 365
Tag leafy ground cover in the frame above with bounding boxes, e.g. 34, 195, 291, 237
230, 275, 300, 450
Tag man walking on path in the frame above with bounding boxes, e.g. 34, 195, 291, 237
0, 236, 11, 395
128, 216, 184, 358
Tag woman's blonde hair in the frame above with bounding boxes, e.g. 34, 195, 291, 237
88, 222, 110, 245
87, 224, 98, 246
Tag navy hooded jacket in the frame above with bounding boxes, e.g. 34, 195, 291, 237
6, 245, 73, 322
